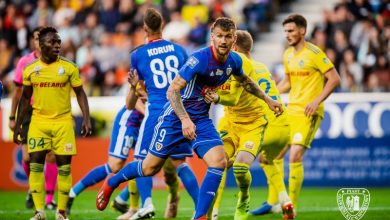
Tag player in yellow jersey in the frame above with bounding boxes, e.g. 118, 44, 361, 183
277, 14, 340, 212
205, 30, 295, 220
13, 26, 92, 220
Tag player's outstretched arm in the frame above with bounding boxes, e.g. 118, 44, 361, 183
234, 74, 283, 115
305, 68, 341, 116
73, 86, 92, 137
13, 85, 32, 144
167, 75, 196, 140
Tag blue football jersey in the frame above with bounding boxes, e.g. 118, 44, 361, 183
178, 47, 244, 119
131, 39, 188, 106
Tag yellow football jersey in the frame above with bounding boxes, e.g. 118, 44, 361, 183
283, 42, 334, 117
218, 52, 285, 123
253, 60, 288, 125
23, 56, 82, 121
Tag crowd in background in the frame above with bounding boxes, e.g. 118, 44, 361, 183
0, 0, 389, 98
308, 0, 390, 92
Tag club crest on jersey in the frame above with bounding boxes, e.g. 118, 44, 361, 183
155, 142, 163, 151
227, 66, 232, 75
34, 65, 41, 76
64, 143, 74, 152
244, 141, 254, 150
186, 56, 199, 69
299, 60, 304, 68
337, 188, 370, 220
58, 67, 65, 75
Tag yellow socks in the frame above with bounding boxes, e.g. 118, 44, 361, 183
233, 162, 251, 200
29, 163, 45, 211
128, 179, 139, 209
289, 162, 304, 208
57, 164, 72, 211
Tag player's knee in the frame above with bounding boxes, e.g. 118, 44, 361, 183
109, 163, 122, 174
142, 163, 162, 176
213, 156, 227, 169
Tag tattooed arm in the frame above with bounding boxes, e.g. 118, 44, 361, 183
233, 73, 283, 115
167, 75, 196, 140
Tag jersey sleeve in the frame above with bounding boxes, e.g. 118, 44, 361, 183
314, 50, 334, 74
131, 50, 144, 80
179, 53, 204, 83
70, 65, 82, 87
232, 53, 244, 77
22, 67, 31, 86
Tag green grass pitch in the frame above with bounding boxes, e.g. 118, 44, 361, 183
1, 187, 389, 219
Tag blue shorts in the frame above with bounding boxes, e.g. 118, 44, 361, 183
109, 108, 140, 160
149, 106, 222, 159
135, 104, 192, 159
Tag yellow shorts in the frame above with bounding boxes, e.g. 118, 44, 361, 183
261, 121, 290, 162
289, 114, 322, 148
218, 116, 267, 160
28, 119, 77, 155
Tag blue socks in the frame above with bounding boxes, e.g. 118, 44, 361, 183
194, 167, 224, 219
108, 160, 144, 188
177, 163, 199, 207
117, 186, 129, 202
73, 163, 112, 196
136, 177, 153, 207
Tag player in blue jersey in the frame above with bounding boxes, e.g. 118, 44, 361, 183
65, 85, 144, 217
115, 8, 199, 220
96, 17, 282, 219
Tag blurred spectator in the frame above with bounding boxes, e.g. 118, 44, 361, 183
14, 16, 29, 53
28, 0, 54, 29
98, 0, 120, 33
339, 48, 364, 92
53, 0, 76, 27
0, 38, 13, 79
116, 0, 137, 34
181, 0, 209, 28
102, 68, 120, 96
72, 0, 94, 26
79, 12, 105, 45
367, 55, 390, 92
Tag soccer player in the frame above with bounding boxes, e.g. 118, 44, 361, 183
96, 17, 282, 219
13, 26, 92, 220
115, 8, 199, 219
9, 27, 59, 210
65, 86, 145, 217
204, 30, 294, 220
276, 14, 340, 211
